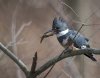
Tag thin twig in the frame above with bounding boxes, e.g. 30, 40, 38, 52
61, 69, 72, 78
43, 64, 55, 78
59, 0, 80, 20
15, 21, 32, 39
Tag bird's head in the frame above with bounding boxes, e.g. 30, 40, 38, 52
52, 17, 69, 34
40, 17, 69, 43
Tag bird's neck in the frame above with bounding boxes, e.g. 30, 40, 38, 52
56, 29, 69, 37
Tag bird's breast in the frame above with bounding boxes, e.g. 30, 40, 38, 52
57, 35, 69, 47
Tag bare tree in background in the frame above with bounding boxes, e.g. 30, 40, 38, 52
0, 0, 100, 78
10, 1, 32, 78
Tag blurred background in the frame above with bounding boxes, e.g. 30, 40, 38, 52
0, 0, 100, 78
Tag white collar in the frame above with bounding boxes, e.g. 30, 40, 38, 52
56, 29, 69, 37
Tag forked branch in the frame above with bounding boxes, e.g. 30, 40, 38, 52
0, 42, 100, 78
32, 48, 99, 78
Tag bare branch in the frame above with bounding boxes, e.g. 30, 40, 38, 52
61, 69, 72, 78
30, 52, 37, 74
32, 48, 99, 77
0, 42, 29, 77
15, 21, 32, 38
59, 0, 80, 20
0, 42, 100, 78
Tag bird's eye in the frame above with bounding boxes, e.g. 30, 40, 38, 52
53, 26, 59, 30
56, 27, 59, 30
53, 27, 56, 30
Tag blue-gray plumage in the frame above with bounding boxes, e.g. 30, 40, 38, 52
52, 17, 96, 61
57, 30, 89, 48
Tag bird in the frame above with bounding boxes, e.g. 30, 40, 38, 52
41, 17, 97, 61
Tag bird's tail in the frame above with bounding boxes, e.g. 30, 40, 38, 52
81, 45, 97, 61
84, 53, 97, 61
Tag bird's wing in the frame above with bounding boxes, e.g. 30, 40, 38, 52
68, 30, 89, 49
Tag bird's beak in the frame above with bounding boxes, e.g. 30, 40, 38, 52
40, 29, 54, 43
44, 29, 54, 35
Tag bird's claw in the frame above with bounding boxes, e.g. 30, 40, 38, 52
66, 48, 73, 52
63, 48, 73, 54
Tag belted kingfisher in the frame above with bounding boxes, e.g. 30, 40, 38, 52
41, 17, 96, 61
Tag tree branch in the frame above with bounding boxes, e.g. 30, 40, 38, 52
0, 42, 100, 78
30, 52, 37, 74
32, 48, 99, 78
0, 42, 29, 77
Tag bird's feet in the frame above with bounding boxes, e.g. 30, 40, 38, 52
64, 46, 79, 54
63, 48, 73, 54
